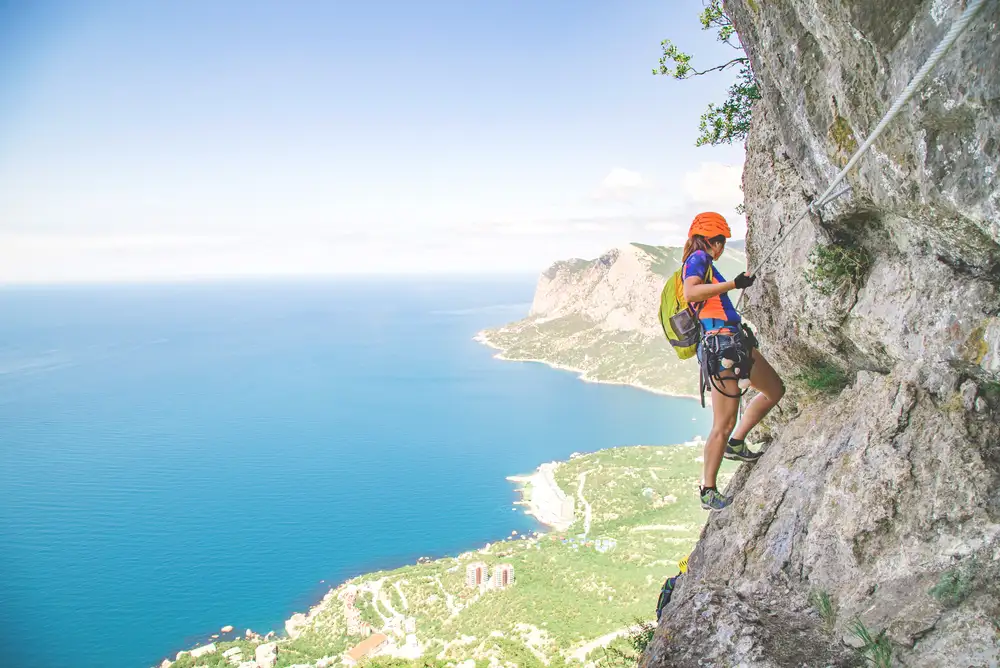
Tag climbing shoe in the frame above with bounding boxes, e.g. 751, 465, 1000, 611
724, 438, 762, 463
699, 486, 731, 511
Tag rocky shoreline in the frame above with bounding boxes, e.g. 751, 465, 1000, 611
158, 457, 577, 667
159, 322, 706, 667
472, 329, 701, 402
158, 434, 720, 668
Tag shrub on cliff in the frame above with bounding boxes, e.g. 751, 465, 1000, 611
804, 244, 873, 297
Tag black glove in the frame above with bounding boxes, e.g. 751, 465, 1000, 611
733, 272, 756, 290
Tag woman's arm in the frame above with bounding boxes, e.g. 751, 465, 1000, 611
683, 275, 735, 303
684, 271, 755, 303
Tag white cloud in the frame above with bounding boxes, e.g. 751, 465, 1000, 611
0, 160, 750, 282
681, 162, 743, 209
480, 221, 571, 236
6, 234, 240, 252
593, 167, 650, 199
573, 222, 612, 232
643, 222, 682, 232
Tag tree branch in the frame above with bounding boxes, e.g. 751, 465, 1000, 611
686, 57, 747, 77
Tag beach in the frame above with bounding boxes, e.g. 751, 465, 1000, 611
507, 461, 576, 532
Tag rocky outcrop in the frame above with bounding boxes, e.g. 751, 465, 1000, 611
478, 243, 747, 397
189, 643, 216, 659
644, 1, 1000, 667
530, 245, 684, 337
254, 642, 278, 668
222, 646, 243, 665
285, 612, 308, 639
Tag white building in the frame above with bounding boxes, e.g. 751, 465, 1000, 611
466, 562, 487, 588
491, 563, 514, 589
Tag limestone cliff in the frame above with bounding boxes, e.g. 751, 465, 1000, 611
643, 1, 1000, 667
478, 242, 747, 397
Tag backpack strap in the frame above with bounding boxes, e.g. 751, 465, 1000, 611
685, 262, 714, 319
691, 261, 714, 409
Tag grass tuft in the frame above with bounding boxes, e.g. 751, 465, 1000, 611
795, 360, 851, 394
809, 590, 836, 632
849, 618, 893, 668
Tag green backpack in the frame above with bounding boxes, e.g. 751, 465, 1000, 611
657, 263, 712, 360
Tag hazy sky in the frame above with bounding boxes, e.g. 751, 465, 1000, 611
1, 0, 747, 282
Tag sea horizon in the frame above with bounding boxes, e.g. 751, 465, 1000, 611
0, 272, 542, 290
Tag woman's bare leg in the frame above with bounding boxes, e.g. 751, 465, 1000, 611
731, 348, 785, 442
703, 375, 740, 488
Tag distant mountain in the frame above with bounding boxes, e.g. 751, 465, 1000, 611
476, 243, 748, 398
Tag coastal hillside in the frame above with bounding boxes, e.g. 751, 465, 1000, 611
477, 243, 748, 397
644, 1, 1000, 667
161, 444, 736, 668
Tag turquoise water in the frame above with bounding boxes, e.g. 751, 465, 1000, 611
0, 279, 711, 668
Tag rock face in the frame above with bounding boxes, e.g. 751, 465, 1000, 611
643, 1, 1000, 667
189, 643, 216, 659
479, 242, 747, 397
285, 612, 308, 639
530, 245, 684, 337
254, 641, 278, 668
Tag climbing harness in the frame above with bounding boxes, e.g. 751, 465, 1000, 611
698, 323, 757, 407
736, 0, 991, 311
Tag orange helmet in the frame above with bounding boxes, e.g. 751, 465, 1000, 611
688, 212, 731, 239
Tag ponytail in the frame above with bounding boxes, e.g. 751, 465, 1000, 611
682, 235, 725, 263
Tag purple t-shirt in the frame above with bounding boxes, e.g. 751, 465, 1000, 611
682, 250, 741, 324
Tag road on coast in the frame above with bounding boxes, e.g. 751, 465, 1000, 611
576, 470, 594, 537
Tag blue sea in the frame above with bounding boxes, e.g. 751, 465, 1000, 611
0, 279, 711, 668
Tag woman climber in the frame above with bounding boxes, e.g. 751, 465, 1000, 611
681, 211, 785, 511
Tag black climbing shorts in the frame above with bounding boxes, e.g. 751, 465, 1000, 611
697, 329, 755, 378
